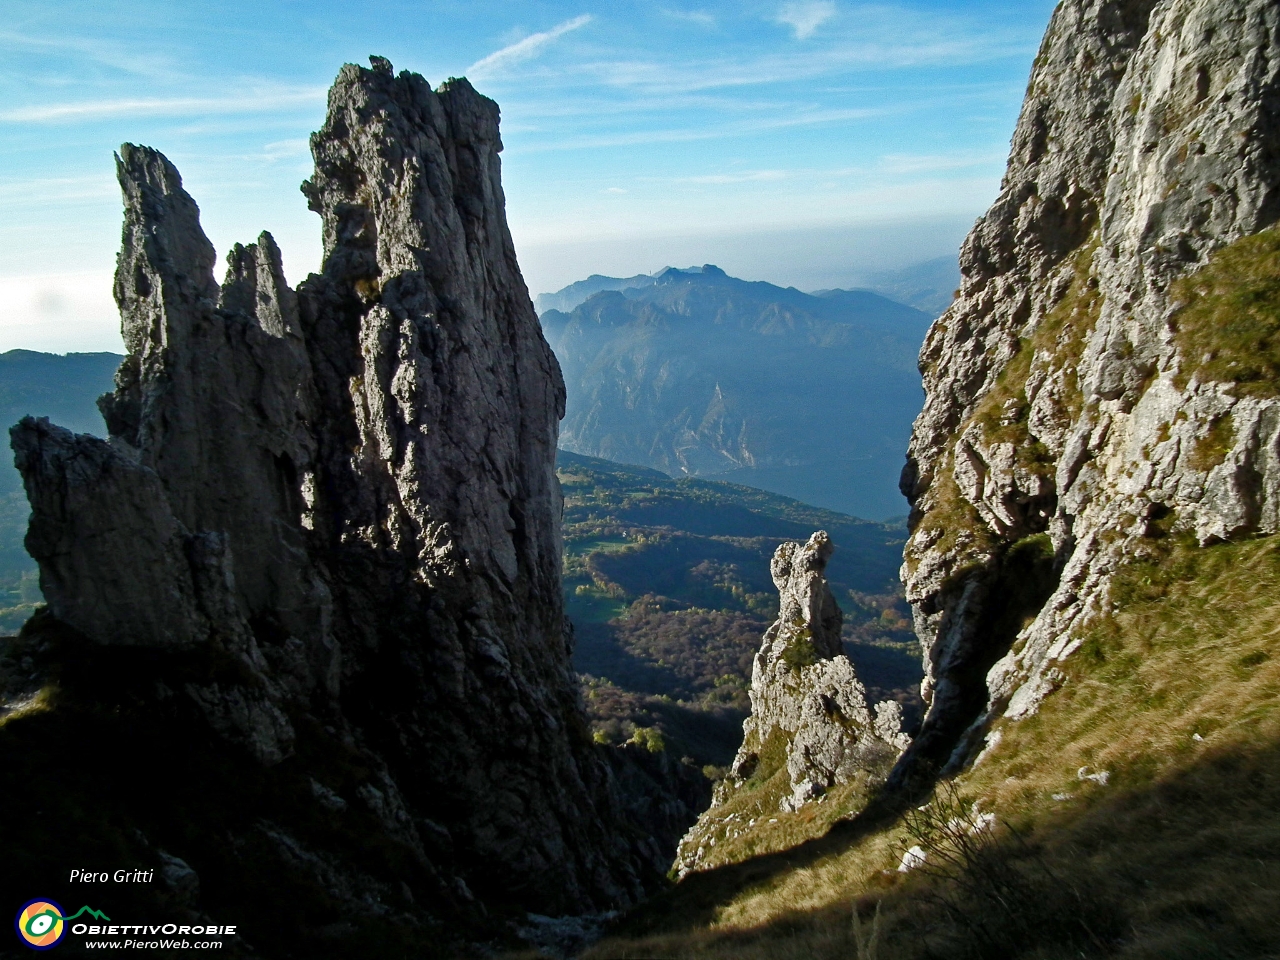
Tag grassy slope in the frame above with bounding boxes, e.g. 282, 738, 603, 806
557, 450, 920, 768
582, 533, 1280, 959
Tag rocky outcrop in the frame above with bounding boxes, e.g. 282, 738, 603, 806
674, 533, 907, 876
10, 57, 662, 941
898, 0, 1280, 784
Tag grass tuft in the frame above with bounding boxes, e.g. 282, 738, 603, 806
1172, 226, 1280, 396
1188, 412, 1235, 471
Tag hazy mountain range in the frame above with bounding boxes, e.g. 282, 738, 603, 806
535, 255, 959, 319
539, 265, 932, 519
841, 255, 960, 318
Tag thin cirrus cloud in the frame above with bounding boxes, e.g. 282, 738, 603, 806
467, 15, 593, 79
0, 87, 328, 124
648, 169, 790, 185
508, 106, 886, 153
877, 150, 1009, 174
661, 9, 717, 27
0, 28, 178, 79
633, 155, 1002, 188
775, 1, 838, 40
566, 28, 1032, 96
0, 176, 117, 207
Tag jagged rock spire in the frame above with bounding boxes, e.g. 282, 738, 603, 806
674, 532, 908, 876
11, 57, 659, 926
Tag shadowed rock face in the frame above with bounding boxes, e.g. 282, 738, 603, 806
12, 59, 659, 922
897, 0, 1280, 788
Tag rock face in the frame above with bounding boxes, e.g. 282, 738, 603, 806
12, 58, 659, 929
898, 0, 1280, 783
674, 533, 907, 876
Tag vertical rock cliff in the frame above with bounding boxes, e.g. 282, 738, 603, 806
9, 57, 659, 946
899, 0, 1280, 783
674, 532, 907, 876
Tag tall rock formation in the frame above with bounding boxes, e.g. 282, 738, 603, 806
674, 533, 907, 876
10, 57, 659, 945
899, 0, 1280, 783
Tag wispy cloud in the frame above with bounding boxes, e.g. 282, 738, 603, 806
662, 9, 717, 27
260, 138, 311, 161
511, 106, 885, 153
572, 29, 1032, 96
629, 155, 1003, 188
877, 151, 1007, 174
0, 87, 326, 124
775, 1, 837, 40
660, 169, 790, 184
467, 15, 593, 78
0, 176, 116, 206
0, 29, 178, 79
209, 138, 313, 168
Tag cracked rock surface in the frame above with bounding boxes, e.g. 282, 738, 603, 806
11, 58, 663, 929
673, 532, 907, 876
897, 0, 1280, 785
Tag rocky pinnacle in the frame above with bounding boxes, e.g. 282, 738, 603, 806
674, 532, 907, 876
12, 58, 660, 919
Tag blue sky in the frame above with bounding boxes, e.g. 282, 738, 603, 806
0, 0, 1057, 352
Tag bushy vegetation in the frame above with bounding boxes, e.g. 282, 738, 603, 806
559, 451, 922, 768
1173, 226, 1280, 396
577, 531, 1280, 959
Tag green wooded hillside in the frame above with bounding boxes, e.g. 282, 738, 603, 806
558, 449, 921, 770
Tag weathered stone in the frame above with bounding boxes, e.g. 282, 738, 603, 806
674, 533, 907, 875
10, 57, 663, 926
898, 0, 1280, 785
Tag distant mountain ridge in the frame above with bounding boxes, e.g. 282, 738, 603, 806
535, 272, 660, 314
535, 256, 960, 318
541, 264, 930, 519
858, 255, 960, 317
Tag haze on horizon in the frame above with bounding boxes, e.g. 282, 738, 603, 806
0, 0, 1055, 353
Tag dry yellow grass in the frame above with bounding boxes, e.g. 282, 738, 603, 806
583, 533, 1280, 959
1172, 225, 1280, 396
0, 682, 54, 728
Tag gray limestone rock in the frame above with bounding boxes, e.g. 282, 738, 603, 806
898, 0, 1280, 786
10, 58, 661, 925
673, 533, 907, 875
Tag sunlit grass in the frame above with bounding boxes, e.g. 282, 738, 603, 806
0, 682, 54, 728
582, 533, 1280, 959
1173, 225, 1280, 396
